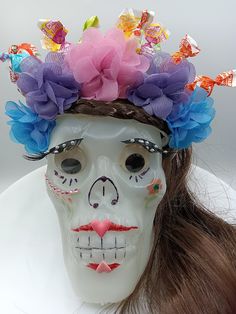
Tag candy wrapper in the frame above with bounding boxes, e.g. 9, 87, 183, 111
138, 23, 170, 56
172, 34, 200, 64
8, 43, 38, 56
186, 70, 236, 96
117, 8, 145, 38
38, 19, 69, 52
117, 8, 170, 56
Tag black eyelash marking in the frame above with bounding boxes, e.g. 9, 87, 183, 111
54, 170, 64, 180
140, 167, 150, 176
129, 167, 150, 182
121, 138, 168, 154
54, 169, 79, 186
23, 138, 84, 161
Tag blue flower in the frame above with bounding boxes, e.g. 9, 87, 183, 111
5, 101, 56, 154
166, 87, 216, 149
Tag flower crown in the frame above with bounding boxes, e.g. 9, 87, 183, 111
1, 8, 235, 155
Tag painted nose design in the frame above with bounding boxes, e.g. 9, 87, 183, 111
91, 219, 112, 238
88, 176, 119, 209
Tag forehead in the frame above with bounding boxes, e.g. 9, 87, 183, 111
49, 114, 163, 148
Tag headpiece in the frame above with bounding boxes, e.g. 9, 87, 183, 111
1, 8, 235, 155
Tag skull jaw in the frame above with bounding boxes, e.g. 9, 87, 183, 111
62, 225, 154, 304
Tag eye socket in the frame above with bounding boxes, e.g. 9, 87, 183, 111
120, 143, 149, 174
54, 146, 86, 175
125, 153, 145, 173
61, 158, 82, 174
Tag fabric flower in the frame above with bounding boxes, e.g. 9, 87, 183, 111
16, 53, 80, 120
166, 87, 216, 149
5, 100, 56, 154
127, 52, 196, 119
65, 27, 150, 101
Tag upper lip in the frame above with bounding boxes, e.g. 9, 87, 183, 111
71, 222, 138, 232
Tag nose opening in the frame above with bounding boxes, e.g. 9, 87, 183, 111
88, 176, 119, 209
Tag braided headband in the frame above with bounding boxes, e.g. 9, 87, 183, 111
1, 8, 235, 156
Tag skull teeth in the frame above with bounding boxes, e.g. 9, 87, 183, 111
73, 231, 137, 264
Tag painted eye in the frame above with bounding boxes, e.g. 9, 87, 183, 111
125, 153, 145, 173
54, 146, 86, 175
61, 158, 82, 174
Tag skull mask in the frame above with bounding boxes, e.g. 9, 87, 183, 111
45, 114, 167, 304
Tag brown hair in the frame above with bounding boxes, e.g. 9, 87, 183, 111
67, 99, 236, 314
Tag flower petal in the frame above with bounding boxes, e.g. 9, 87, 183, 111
73, 56, 100, 83
17, 73, 38, 94
136, 83, 162, 99
95, 76, 119, 101
151, 95, 173, 119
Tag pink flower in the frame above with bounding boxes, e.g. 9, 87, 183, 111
65, 27, 150, 101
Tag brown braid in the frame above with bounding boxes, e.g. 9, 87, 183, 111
66, 98, 170, 135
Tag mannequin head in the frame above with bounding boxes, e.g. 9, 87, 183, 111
2, 10, 236, 313
45, 109, 168, 303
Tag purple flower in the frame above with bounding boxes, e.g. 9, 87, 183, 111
17, 53, 81, 120
127, 52, 196, 119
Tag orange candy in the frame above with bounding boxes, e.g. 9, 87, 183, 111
186, 70, 236, 96
172, 34, 200, 64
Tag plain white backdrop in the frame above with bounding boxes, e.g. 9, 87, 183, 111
0, 0, 236, 192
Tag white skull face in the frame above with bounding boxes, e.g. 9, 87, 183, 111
45, 114, 167, 304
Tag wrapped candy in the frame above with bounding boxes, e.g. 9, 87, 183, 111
144, 23, 170, 45
38, 19, 69, 52
186, 70, 236, 96
172, 34, 200, 64
1, 43, 38, 83
83, 16, 100, 31
117, 8, 154, 38
133, 9, 155, 37
117, 8, 170, 56
138, 23, 170, 55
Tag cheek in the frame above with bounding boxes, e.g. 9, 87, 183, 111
144, 177, 166, 209
45, 174, 79, 205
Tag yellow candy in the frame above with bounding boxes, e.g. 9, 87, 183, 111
41, 37, 61, 52
117, 8, 140, 38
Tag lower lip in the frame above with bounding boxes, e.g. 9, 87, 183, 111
87, 263, 121, 271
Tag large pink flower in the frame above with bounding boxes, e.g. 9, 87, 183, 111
65, 27, 150, 101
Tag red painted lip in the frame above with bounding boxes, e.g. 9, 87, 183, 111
71, 222, 138, 233
87, 263, 120, 271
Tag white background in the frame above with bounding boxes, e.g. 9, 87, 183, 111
0, 0, 236, 192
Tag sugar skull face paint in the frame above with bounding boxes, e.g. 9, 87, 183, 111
45, 114, 167, 304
